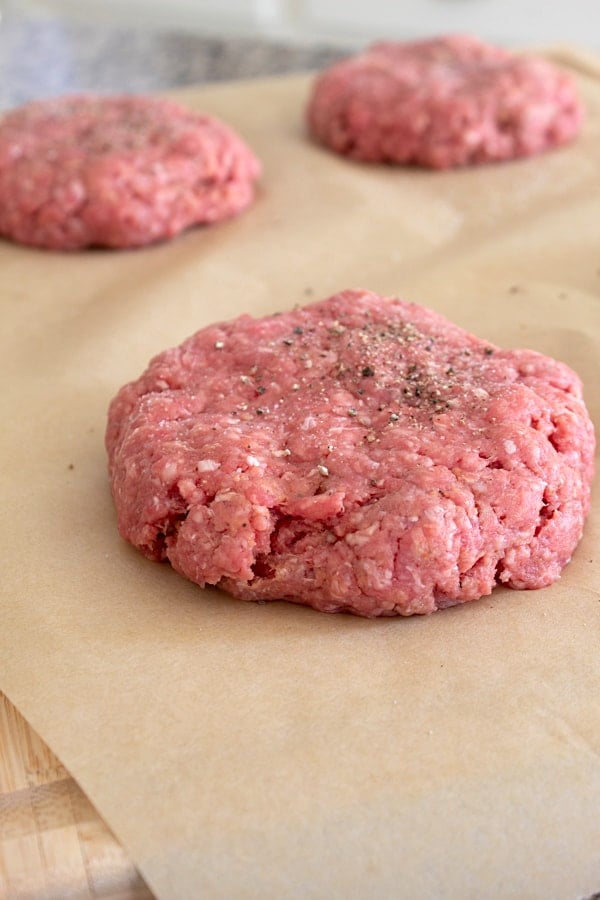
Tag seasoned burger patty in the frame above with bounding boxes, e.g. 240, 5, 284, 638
106, 290, 594, 617
307, 35, 583, 169
0, 94, 260, 250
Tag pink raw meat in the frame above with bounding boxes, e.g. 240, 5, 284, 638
0, 94, 260, 249
106, 290, 595, 617
307, 35, 583, 168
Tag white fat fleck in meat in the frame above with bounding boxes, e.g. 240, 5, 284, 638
196, 458, 220, 472
214, 490, 238, 502
301, 415, 317, 430
160, 460, 179, 481
423, 505, 446, 522
345, 522, 379, 546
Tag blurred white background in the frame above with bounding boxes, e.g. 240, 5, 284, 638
9, 0, 600, 48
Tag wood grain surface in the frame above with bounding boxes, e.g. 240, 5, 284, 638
0, 692, 154, 900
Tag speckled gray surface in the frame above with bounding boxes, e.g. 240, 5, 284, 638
0, 15, 348, 109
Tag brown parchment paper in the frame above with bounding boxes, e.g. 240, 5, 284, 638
2, 51, 600, 900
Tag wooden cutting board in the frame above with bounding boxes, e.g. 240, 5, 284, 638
0, 691, 153, 899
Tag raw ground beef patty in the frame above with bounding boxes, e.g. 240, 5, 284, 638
106, 290, 594, 617
0, 94, 260, 250
307, 35, 583, 169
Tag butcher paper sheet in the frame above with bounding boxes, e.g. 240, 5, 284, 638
2, 48, 600, 900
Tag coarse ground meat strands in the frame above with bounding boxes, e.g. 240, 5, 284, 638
306, 35, 583, 168
106, 289, 595, 617
0, 94, 261, 250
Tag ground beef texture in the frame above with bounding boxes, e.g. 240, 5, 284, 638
0, 94, 260, 250
307, 35, 583, 169
106, 290, 595, 617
